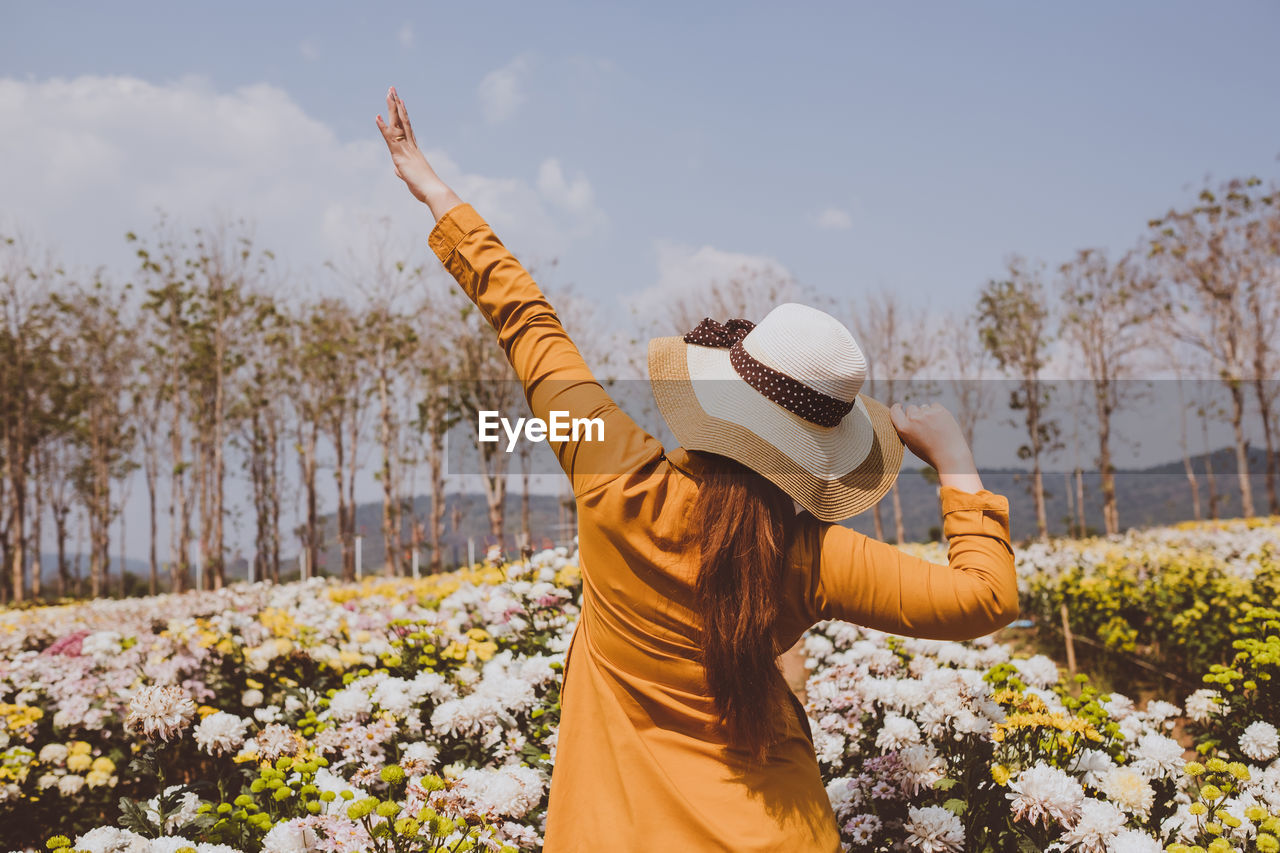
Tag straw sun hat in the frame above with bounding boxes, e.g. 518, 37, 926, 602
648, 303, 904, 522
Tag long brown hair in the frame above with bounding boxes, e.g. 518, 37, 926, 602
691, 452, 796, 763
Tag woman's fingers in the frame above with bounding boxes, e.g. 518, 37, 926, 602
393, 88, 415, 145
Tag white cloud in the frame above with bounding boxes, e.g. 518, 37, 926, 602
397, 23, 414, 48
536, 158, 595, 216
815, 206, 853, 230
0, 74, 605, 293
628, 241, 802, 333
477, 55, 531, 124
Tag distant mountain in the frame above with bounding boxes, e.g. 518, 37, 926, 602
842, 444, 1276, 544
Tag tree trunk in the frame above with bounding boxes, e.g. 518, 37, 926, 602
54, 510, 68, 598
429, 435, 445, 572
302, 423, 319, 579
1027, 380, 1049, 541
1176, 375, 1201, 521
1074, 467, 1085, 537
1253, 375, 1278, 515
1201, 406, 1219, 519
31, 450, 42, 599
1227, 380, 1254, 518
1096, 392, 1118, 535
146, 440, 158, 595
378, 369, 401, 577
7, 450, 26, 603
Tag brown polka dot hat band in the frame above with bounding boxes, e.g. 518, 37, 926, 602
682, 318, 856, 428
649, 303, 904, 521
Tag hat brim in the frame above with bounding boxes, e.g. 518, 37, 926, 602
648, 335, 904, 522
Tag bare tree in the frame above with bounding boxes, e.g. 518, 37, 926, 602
0, 230, 60, 603
940, 313, 995, 452
655, 264, 806, 336
849, 288, 940, 544
52, 272, 139, 598
1148, 177, 1279, 518
1057, 247, 1157, 534
978, 257, 1061, 541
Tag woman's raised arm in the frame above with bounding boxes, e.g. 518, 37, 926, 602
376, 87, 660, 495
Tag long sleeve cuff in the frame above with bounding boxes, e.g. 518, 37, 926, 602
427, 202, 485, 264
940, 485, 1012, 546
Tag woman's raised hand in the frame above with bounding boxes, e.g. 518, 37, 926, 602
889, 402, 975, 475
376, 86, 461, 219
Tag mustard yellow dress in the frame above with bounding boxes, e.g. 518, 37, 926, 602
428, 204, 1019, 852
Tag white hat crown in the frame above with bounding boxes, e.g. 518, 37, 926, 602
740, 303, 867, 403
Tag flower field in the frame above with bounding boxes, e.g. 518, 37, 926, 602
2, 519, 1279, 852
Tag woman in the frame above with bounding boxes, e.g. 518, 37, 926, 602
377, 86, 1018, 851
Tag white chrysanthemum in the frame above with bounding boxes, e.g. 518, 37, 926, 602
1104, 828, 1163, 852
150, 837, 202, 853
1057, 797, 1127, 852
1131, 732, 1185, 780
193, 711, 249, 756
39, 742, 69, 764
371, 677, 415, 717
902, 804, 964, 852
875, 714, 921, 752
196, 845, 243, 853
1011, 655, 1060, 688
825, 777, 859, 818
81, 630, 124, 657
1100, 767, 1155, 818
1070, 748, 1118, 790
253, 723, 300, 762
124, 684, 197, 742
455, 765, 547, 819
72, 826, 151, 853
1184, 689, 1227, 724
1240, 721, 1280, 762
1006, 764, 1085, 827
58, 774, 85, 796
1102, 693, 1135, 719
261, 818, 320, 853
402, 741, 440, 767
328, 686, 373, 721
898, 744, 946, 796
144, 784, 202, 831
812, 728, 846, 766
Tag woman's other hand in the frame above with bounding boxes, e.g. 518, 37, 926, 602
376, 86, 462, 220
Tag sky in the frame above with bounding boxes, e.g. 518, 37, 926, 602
3, 1, 1279, 561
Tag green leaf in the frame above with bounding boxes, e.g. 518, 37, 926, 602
943, 797, 968, 815
933, 777, 958, 791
